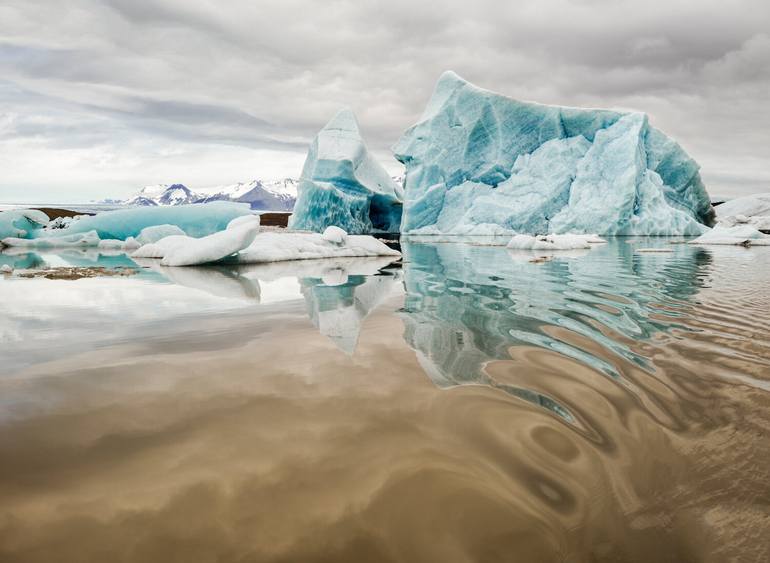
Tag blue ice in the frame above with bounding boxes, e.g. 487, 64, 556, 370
42, 202, 251, 241
393, 71, 715, 235
289, 108, 403, 234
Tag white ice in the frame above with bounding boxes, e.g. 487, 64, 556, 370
131, 220, 260, 266
234, 231, 400, 264
506, 233, 606, 250
688, 224, 770, 246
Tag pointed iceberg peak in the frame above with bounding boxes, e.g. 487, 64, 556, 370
394, 72, 715, 235
323, 106, 360, 133
289, 108, 403, 234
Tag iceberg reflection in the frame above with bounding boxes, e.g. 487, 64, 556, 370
400, 240, 712, 419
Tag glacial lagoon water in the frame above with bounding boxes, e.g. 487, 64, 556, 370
1, 239, 769, 562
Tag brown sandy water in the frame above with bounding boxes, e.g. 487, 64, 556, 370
0, 239, 768, 562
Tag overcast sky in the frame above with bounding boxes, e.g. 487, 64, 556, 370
1, 0, 769, 203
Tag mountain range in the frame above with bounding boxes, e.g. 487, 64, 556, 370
113, 179, 299, 211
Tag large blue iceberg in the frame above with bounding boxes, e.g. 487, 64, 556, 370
289, 108, 403, 234
393, 72, 715, 236
41, 202, 251, 240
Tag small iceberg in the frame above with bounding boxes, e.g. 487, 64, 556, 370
40, 201, 250, 241
131, 216, 260, 266
688, 224, 770, 246
289, 108, 403, 234
234, 230, 400, 264
0, 209, 49, 240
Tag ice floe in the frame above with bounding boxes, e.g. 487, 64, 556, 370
506, 233, 606, 250
688, 224, 770, 246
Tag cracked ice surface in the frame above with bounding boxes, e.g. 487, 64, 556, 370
393, 71, 715, 236
289, 108, 403, 234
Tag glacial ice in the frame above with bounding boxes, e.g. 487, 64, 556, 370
159, 222, 260, 267
234, 231, 401, 264
131, 235, 193, 259
688, 224, 770, 246
393, 71, 715, 236
2, 230, 102, 248
0, 209, 49, 240
715, 193, 770, 232
135, 224, 187, 245
44, 202, 250, 241
129, 218, 259, 266
289, 108, 403, 234
506, 233, 605, 250
322, 226, 347, 245
716, 192, 770, 219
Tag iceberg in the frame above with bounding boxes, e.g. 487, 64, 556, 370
42, 201, 250, 241
2, 230, 103, 248
131, 216, 260, 266
233, 230, 401, 264
393, 71, 715, 236
715, 192, 770, 232
688, 223, 770, 246
289, 108, 403, 234
0, 209, 49, 240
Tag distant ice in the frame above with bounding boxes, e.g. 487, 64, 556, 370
506, 233, 605, 250
43, 201, 250, 240
688, 224, 770, 246
234, 231, 400, 264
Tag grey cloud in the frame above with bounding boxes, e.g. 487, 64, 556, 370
1, 0, 769, 200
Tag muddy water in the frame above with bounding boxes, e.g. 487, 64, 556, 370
0, 239, 768, 562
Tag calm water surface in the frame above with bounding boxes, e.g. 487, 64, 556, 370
1, 239, 769, 562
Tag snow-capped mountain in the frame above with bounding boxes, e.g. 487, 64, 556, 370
197, 179, 297, 211
111, 176, 403, 211
124, 184, 200, 206
115, 179, 298, 211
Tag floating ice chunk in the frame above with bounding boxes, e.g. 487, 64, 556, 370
322, 226, 347, 245
715, 194, 770, 232
506, 233, 606, 250
0, 209, 49, 239
289, 108, 403, 234
393, 71, 714, 235
136, 224, 187, 245
130, 235, 192, 258
159, 221, 260, 266
45, 202, 250, 240
0, 264, 13, 274
688, 224, 770, 246
716, 192, 770, 219
226, 214, 261, 230
234, 232, 400, 264
2, 230, 101, 248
